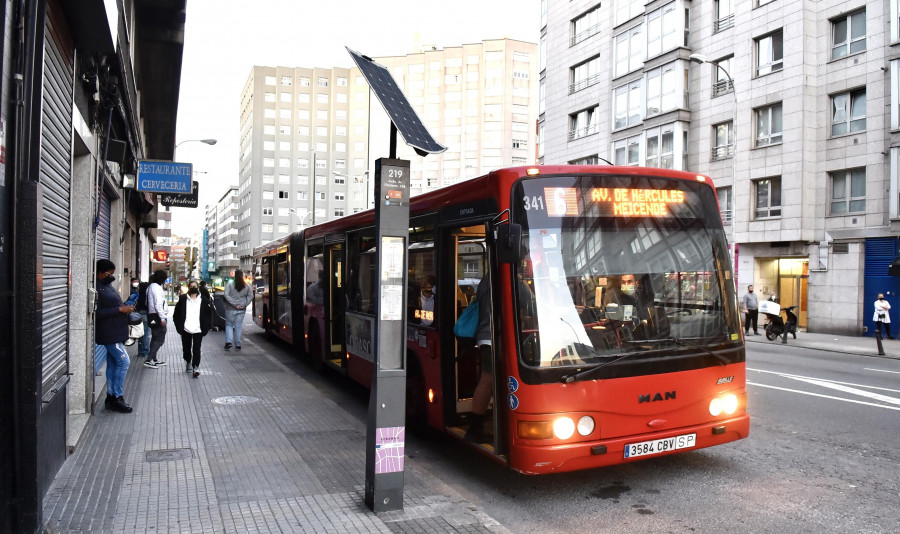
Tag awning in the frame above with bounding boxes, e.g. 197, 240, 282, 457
889, 258, 900, 276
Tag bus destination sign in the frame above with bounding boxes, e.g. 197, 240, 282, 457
543, 187, 686, 217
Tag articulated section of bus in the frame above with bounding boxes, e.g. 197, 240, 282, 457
500, 171, 749, 474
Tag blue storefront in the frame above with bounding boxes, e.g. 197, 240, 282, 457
863, 237, 900, 337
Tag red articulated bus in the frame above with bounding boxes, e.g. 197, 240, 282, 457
252, 165, 749, 474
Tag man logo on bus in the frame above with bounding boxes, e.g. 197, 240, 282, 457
639, 391, 676, 403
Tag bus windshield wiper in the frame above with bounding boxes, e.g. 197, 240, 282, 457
625, 336, 733, 366
560, 335, 734, 383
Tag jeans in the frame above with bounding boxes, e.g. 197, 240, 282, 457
149, 322, 167, 361
225, 308, 246, 346
138, 311, 151, 356
104, 343, 130, 398
181, 332, 204, 367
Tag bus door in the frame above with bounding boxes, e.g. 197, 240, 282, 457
326, 243, 345, 367
449, 226, 495, 442
274, 251, 291, 339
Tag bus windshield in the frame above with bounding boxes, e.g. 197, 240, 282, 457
512, 174, 741, 371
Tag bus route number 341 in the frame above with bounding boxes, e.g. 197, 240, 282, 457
624, 433, 697, 459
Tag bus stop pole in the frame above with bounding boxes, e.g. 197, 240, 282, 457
365, 158, 410, 512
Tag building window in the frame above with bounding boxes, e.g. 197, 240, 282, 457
646, 3, 679, 60
645, 62, 677, 117
316, 191, 326, 201
263, 174, 274, 184
830, 168, 866, 214
614, 25, 643, 78
831, 89, 866, 136
512, 139, 527, 149
299, 77, 310, 87
337, 77, 347, 86
569, 106, 600, 140
334, 175, 345, 185
613, 135, 641, 165
264, 76, 275, 86
714, 0, 734, 33
262, 224, 273, 233
316, 160, 327, 169
570, 155, 599, 165
754, 177, 782, 218
717, 187, 733, 224
512, 156, 528, 165
298, 126, 309, 136
297, 191, 307, 200
334, 209, 344, 217
262, 207, 273, 216
335, 126, 346, 137
570, 56, 601, 94
832, 10, 866, 60
571, 4, 603, 46
278, 207, 290, 217
264, 92, 275, 102
334, 193, 345, 201
613, 79, 642, 129
297, 158, 308, 168
615, 0, 644, 26
645, 124, 675, 168
317, 77, 328, 87
296, 175, 308, 185
712, 57, 734, 97
317, 93, 328, 103
276, 224, 288, 233
298, 93, 310, 103
280, 75, 292, 86
712, 121, 734, 160
278, 191, 288, 199
755, 103, 783, 147
756, 30, 783, 76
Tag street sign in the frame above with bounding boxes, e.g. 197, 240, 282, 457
152, 250, 168, 262
160, 181, 199, 208
136, 160, 193, 194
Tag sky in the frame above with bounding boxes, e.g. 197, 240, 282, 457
171, 0, 541, 236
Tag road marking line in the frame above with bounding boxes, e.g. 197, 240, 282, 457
787, 376, 900, 406
864, 368, 900, 375
747, 381, 900, 411
747, 367, 900, 394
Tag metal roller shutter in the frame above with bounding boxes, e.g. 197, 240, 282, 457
39, 11, 73, 392
96, 185, 111, 259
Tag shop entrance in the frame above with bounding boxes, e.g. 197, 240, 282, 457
757, 258, 809, 328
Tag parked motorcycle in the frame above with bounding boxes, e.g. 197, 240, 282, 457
761, 301, 798, 342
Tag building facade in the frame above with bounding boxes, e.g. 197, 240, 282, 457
540, 0, 900, 335
233, 39, 539, 269
0, 1, 185, 531
205, 185, 239, 280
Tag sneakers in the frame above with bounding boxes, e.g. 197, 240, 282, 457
112, 396, 133, 413
144, 359, 159, 369
156, 360, 167, 366
185, 361, 192, 373
235, 345, 241, 351
104, 393, 116, 408
192, 367, 200, 378
224, 342, 232, 350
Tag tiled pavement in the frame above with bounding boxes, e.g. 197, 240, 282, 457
43, 321, 509, 533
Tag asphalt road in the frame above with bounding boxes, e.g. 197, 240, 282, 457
252, 329, 900, 533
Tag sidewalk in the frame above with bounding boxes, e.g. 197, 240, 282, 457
42, 321, 509, 533
745, 328, 900, 359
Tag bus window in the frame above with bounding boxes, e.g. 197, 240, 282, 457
305, 256, 324, 305
408, 242, 436, 327
348, 236, 377, 315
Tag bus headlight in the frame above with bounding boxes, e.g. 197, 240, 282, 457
709, 394, 739, 416
576, 416, 595, 436
553, 417, 575, 440
722, 394, 738, 415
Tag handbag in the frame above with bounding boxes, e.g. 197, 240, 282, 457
128, 321, 144, 339
128, 312, 143, 325
453, 300, 479, 339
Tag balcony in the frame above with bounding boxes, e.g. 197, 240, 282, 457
569, 73, 602, 95
714, 14, 734, 34
711, 144, 735, 161
570, 23, 601, 47
568, 123, 600, 142
712, 79, 734, 98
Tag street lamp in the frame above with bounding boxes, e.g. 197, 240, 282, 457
690, 53, 738, 273
175, 138, 217, 150
287, 208, 313, 232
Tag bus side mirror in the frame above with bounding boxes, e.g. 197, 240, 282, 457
495, 223, 523, 264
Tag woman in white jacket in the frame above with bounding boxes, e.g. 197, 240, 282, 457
224, 269, 253, 350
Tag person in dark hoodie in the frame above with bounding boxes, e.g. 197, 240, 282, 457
173, 280, 214, 377
95, 259, 134, 413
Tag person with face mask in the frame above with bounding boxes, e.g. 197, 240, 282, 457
173, 280, 214, 377
145, 269, 169, 368
95, 259, 135, 413
873, 293, 893, 341
602, 274, 638, 308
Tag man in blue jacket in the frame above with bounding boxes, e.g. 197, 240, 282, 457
95, 259, 135, 413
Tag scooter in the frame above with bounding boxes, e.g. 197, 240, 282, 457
763, 304, 798, 342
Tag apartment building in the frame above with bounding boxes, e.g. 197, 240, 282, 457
205, 186, 239, 279
540, 0, 900, 335
234, 39, 539, 270
370, 39, 539, 193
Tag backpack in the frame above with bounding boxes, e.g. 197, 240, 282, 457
136, 281, 150, 311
